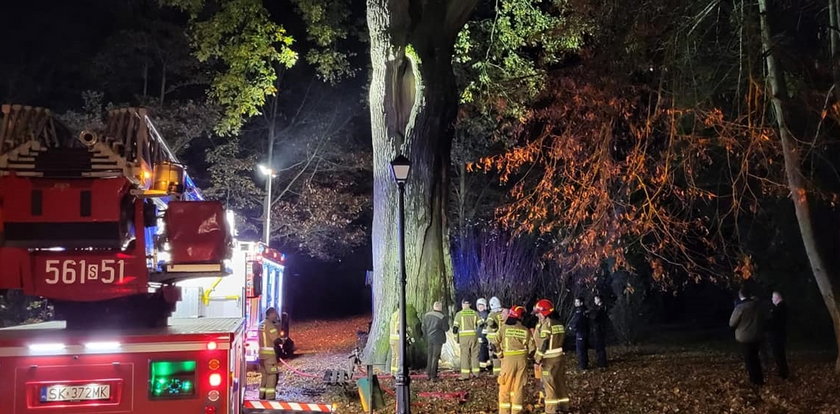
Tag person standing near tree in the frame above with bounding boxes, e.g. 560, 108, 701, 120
569, 297, 589, 370
421, 301, 449, 381
477, 298, 491, 372
486, 297, 506, 376
591, 294, 609, 368
729, 287, 765, 385
389, 307, 414, 376
495, 305, 534, 414
767, 291, 790, 379
453, 299, 480, 379
534, 299, 571, 413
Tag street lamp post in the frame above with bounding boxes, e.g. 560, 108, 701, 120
258, 164, 276, 245
390, 154, 411, 414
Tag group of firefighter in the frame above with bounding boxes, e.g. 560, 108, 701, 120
392, 296, 599, 414
256, 298, 601, 412
465, 297, 570, 414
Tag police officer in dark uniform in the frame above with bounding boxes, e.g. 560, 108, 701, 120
569, 297, 589, 370
591, 294, 609, 368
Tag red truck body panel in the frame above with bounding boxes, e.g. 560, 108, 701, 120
0, 318, 245, 414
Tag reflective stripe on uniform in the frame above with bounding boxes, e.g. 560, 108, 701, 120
499, 403, 512, 408
505, 328, 527, 338
460, 368, 471, 373
505, 350, 526, 356
544, 348, 563, 358
545, 398, 570, 404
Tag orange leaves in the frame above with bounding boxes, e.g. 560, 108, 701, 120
735, 255, 754, 280
472, 69, 789, 286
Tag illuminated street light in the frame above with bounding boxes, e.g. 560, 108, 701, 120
258, 164, 277, 245
390, 154, 411, 414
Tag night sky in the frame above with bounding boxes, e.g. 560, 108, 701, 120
0, 0, 374, 319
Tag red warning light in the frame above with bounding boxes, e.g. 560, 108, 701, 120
206, 341, 218, 350
209, 373, 222, 387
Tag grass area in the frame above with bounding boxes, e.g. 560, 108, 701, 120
327, 345, 839, 413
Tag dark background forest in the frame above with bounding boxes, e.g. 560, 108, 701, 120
1, 0, 838, 359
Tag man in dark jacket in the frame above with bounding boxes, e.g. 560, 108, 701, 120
569, 297, 589, 370
421, 301, 449, 380
767, 291, 789, 379
591, 294, 609, 368
729, 287, 765, 385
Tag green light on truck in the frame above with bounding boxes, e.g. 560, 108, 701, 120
148, 360, 197, 400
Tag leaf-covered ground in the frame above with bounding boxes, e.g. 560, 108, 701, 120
256, 316, 840, 413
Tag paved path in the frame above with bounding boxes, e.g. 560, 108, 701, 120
246, 315, 371, 402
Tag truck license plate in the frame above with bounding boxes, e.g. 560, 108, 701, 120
40, 384, 110, 402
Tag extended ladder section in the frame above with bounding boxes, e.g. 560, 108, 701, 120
0, 104, 232, 314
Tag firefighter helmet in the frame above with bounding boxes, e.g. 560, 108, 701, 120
477, 298, 488, 308
489, 296, 502, 311
534, 299, 554, 317
508, 305, 526, 319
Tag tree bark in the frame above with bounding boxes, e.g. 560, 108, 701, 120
758, 0, 840, 372
364, 0, 478, 365
830, 0, 840, 99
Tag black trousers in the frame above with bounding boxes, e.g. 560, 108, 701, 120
740, 341, 764, 385
768, 334, 789, 379
478, 338, 490, 367
593, 331, 607, 368
426, 342, 443, 379
576, 335, 589, 370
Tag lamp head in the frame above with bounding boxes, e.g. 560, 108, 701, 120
390, 155, 411, 183
258, 164, 275, 177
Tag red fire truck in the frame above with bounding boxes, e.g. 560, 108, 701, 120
0, 318, 247, 414
0, 105, 329, 413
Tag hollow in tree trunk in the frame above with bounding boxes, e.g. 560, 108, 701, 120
363, 0, 478, 365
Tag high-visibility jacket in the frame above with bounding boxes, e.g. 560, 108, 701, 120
486, 310, 504, 342
497, 321, 534, 358
535, 316, 565, 362
389, 310, 413, 342
258, 319, 280, 359
453, 308, 479, 338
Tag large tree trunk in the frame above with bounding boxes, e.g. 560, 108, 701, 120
758, 0, 840, 372
364, 0, 478, 365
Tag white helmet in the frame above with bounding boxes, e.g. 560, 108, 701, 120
489, 297, 502, 312
477, 298, 488, 308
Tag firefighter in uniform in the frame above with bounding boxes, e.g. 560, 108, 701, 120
486, 297, 507, 376
259, 307, 281, 399
494, 305, 534, 414
453, 299, 481, 379
389, 308, 414, 375
477, 298, 491, 372
534, 299, 570, 413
